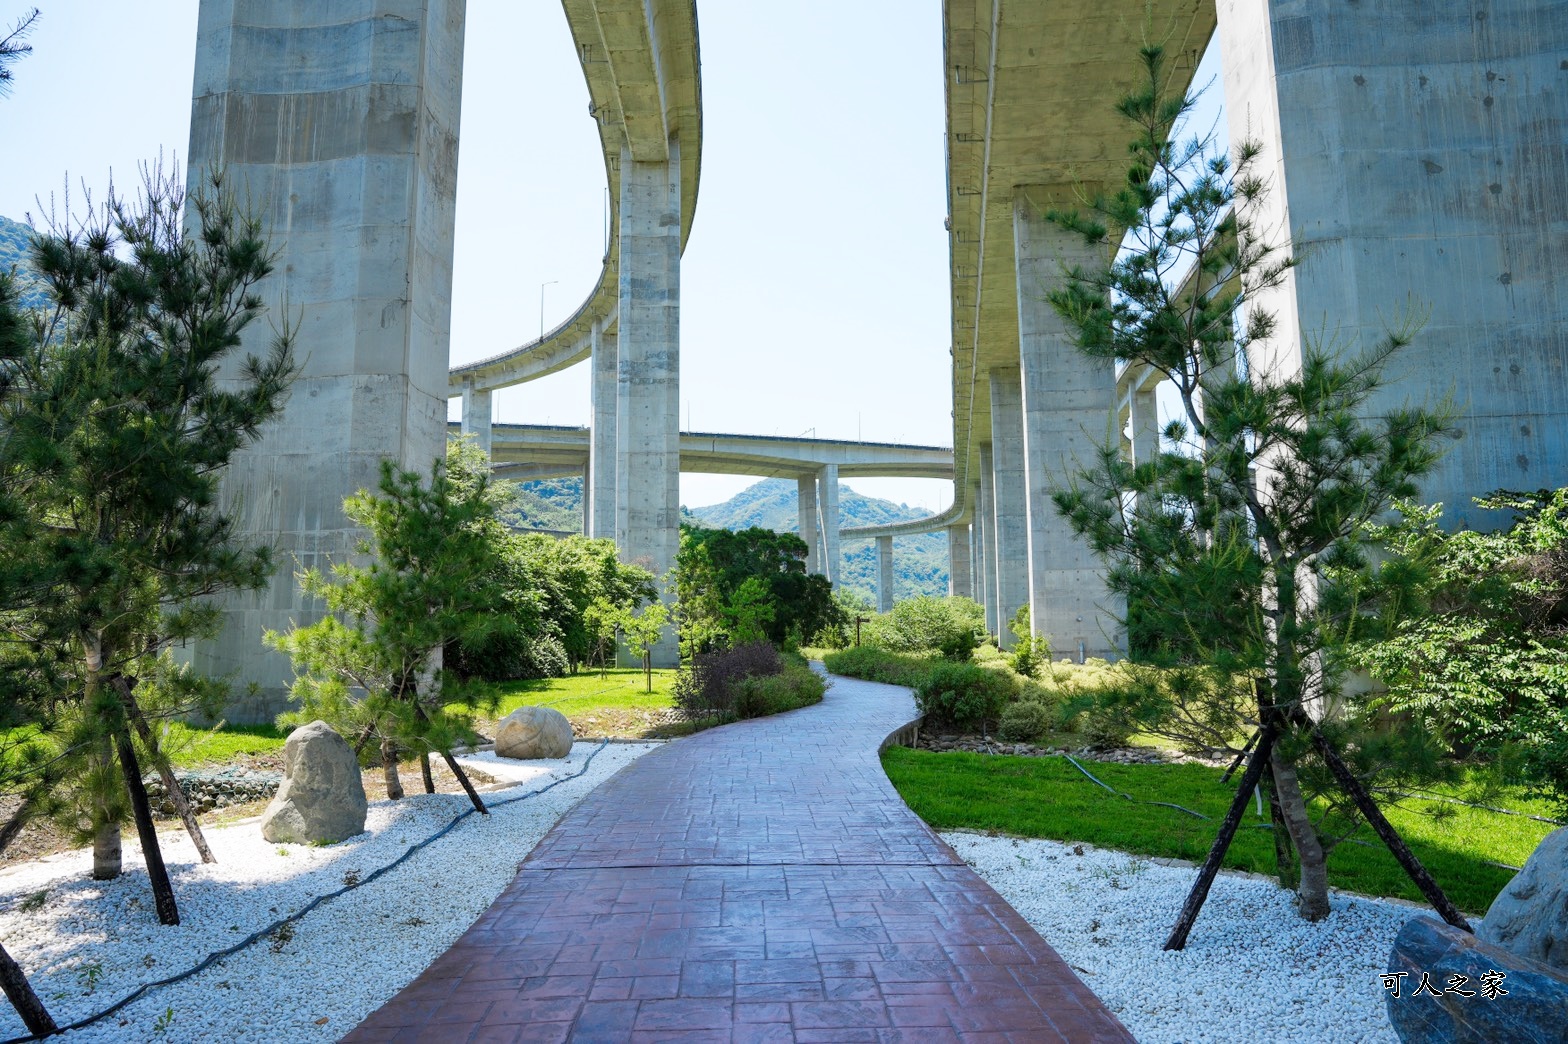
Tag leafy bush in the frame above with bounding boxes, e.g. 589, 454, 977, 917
730, 665, 826, 719
914, 663, 1017, 732
864, 596, 986, 654
821, 646, 940, 689
673, 642, 782, 718
998, 700, 1054, 743
519, 635, 570, 680
1006, 606, 1050, 677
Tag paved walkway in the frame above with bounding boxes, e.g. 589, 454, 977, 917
346, 671, 1132, 1042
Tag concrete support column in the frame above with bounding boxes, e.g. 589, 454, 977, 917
183, 0, 465, 722
1014, 195, 1123, 660
616, 142, 682, 666
580, 462, 591, 537
817, 463, 840, 588
1216, 0, 1568, 528
947, 524, 973, 599
876, 535, 894, 613
977, 450, 998, 638
797, 475, 820, 575
460, 383, 492, 457
989, 368, 1030, 650
588, 323, 618, 540
1131, 385, 1159, 465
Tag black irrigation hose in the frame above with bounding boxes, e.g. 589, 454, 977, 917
1061, 753, 1212, 821
1, 739, 613, 1044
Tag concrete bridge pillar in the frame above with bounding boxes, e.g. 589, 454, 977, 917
947, 524, 973, 600
988, 368, 1030, 650
818, 464, 840, 588
797, 475, 820, 575
616, 142, 683, 666
461, 383, 492, 458
1014, 195, 1123, 660
183, 0, 465, 722
1130, 385, 1159, 465
588, 323, 618, 540
977, 448, 998, 638
1217, 0, 1568, 529
876, 535, 894, 613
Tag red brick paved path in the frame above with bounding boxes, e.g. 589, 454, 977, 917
345, 670, 1133, 1042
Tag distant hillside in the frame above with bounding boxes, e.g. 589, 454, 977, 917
688, 478, 948, 603
0, 215, 48, 311
499, 476, 950, 603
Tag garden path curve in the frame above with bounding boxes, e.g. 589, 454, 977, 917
345, 669, 1132, 1042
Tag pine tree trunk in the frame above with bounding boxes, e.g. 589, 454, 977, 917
1263, 770, 1299, 892
90, 738, 121, 881
0, 939, 56, 1037
0, 800, 32, 859
1270, 751, 1330, 921
1308, 727, 1472, 932
1164, 727, 1277, 951
381, 739, 404, 800
114, 728, 179, 926
419, 752, 435, 794
115, 676, 215, 864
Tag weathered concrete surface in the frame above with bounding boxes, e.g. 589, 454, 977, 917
1014, 195, 1123, 660
1217, 0, 1568, 529
460, 383, 491, 457
617, 143, 683, 666
989, 367, 1030, 649
948, 523, 973, 599
186, 0, 465, 722
1387, 916, 1568, 1044
978, 448, 999, 637
876, 534, 895, 611
819, 463, 841, 589
798, 475, 820, 576
588, 323, 617, 540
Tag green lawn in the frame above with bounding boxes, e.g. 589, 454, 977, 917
159, 722, 289, 767
476, 667, 682, 738
883, 746, 1553, 914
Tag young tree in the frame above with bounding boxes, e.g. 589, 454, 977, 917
1, 165, 296, 925
617, 599, 670, 694
267, 457, 514, 813
675, 526, 841, 651
1043, 45, 1464, 945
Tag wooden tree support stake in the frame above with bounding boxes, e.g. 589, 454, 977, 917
441, 751, 488, 815
0, 940, 56, 1038
114, 727, 180, 926
114, 677, 215, 864
1308, 727, 1472, 933
1164, 726, 1277, 951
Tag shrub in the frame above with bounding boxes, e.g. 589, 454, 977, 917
821, 646, 940, 689
914, 662, 1017, 733
864, 596, 986, 653
998, 700, 1054, 743
731, 665, 827, 719
937, 627, 981, 662
518, 635, 570, 680
673, 641, 782, 718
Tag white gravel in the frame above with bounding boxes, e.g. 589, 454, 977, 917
942, 830, 1417, 1044
0, 741, 658, 1043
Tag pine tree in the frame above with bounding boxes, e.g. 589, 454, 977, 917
1043, 45, 1466, 945
267, 456, 515, 814
0, 164, 296, 924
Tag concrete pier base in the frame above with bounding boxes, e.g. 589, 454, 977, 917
818, 464, 840, 589
876, 535, 894, 613
461, 384, 492, 457
978, 449, 998, 638
989, 368, 1030, 649
184, 0, 465, 722
797, 476, 820, 576
589, 323, 618, 540
947, 524, 973, 600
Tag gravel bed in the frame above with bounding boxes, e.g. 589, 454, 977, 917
943, 830, 1416, 1043
0, 741, 658, 1042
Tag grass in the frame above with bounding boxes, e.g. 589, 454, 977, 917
474, 667, 684, 739
158, 723, 288, 767
882, 746, 1554, 915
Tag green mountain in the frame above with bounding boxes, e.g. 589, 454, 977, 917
501, 476, 950, 603
0, 215, 48, 311
687, 478, 949, 603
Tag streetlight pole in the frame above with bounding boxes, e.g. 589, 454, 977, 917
539, 280, 559, 345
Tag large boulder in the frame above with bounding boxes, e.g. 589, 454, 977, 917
260, 721, 367, 845
1386, 916, 1568, 1043
494, 706, 573, 760
1481, 826, 1568, 968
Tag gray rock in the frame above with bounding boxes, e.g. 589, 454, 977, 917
1481, 827, 1568, 969
494, 706, 573, 760
1386, 916, 1568, 1043
260, 720, 367, 845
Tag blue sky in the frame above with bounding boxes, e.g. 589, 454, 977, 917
0, 2, 1219, 514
